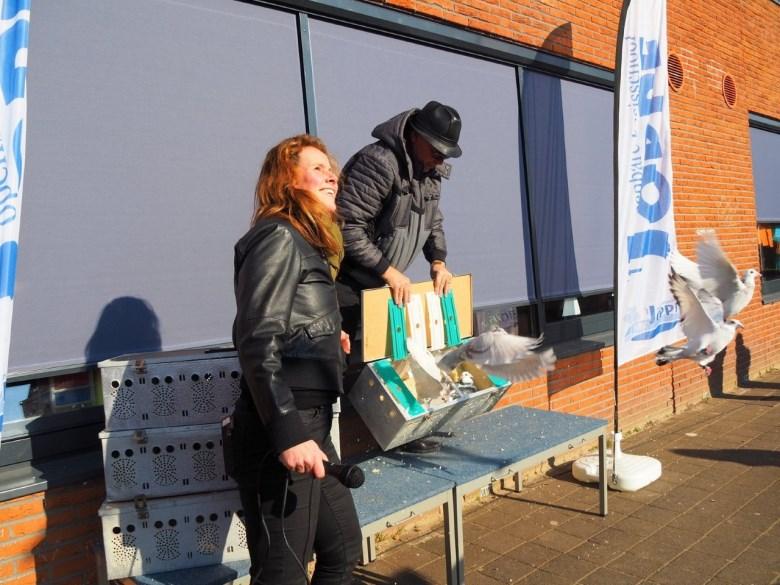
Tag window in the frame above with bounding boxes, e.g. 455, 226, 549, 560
757, 224, 780, 297
749, 116, 780, 301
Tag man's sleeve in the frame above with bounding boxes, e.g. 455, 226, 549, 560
423, 203, 447, 264
338, 151, 396, 276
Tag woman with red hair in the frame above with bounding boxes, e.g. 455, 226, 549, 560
230, 135, 361, 584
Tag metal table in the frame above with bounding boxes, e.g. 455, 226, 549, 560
379, 405, 608, 585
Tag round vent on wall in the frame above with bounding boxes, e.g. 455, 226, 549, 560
668, 53, 684, 91
722, 74, 737, 108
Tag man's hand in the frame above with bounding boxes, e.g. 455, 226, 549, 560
430, 261, 453, 296
279, 440, 328, 478
382, 265, 412, 306
340, 330, 351, 354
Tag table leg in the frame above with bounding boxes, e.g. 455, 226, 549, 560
598, 433, 608, 516
359, 534, 376, 565
452, 487, 465, 585
442, 498, 457, 585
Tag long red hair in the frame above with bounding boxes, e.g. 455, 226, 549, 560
253, 135, 340, 257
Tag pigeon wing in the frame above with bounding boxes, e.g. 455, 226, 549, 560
669, 271, 719, 343
669, 249, 703, 289
479, 348, 556, 382
696, 232, 742, 308
463, 329, 543, 366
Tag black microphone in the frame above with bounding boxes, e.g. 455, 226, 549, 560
323, 461, 365, 488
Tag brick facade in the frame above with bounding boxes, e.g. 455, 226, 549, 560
2, 1, 778, 583
375, 0, 780, 429
0, 480, 103, 585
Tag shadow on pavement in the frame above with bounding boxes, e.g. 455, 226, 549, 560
671, 448, 780, 467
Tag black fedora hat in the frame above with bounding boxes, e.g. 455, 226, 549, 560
409, 101, 462, 158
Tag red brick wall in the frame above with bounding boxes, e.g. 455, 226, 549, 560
377, 0, 780, 431
3, 2, 779, 584
0, 479, 104, 585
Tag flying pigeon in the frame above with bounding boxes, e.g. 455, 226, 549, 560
669, 231, 759, 319
655, 271, 743, 375
437, 327, 556, 383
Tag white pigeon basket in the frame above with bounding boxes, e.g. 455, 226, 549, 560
99, 348, 242, 431
101, 423, 236, 502
100, 490, 248, 579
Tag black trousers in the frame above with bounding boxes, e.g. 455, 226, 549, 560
236, 405, 362, 585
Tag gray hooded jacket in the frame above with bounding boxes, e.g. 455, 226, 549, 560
337, 108, 450, 289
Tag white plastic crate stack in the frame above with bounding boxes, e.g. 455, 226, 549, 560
97, 348, 249, 579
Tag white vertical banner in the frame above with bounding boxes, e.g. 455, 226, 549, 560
616, 0, 681, 367
0, 0, 30, 442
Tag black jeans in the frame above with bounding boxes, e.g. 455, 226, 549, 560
236, 405, 362, 585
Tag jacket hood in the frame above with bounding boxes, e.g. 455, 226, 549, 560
371, 108, 415, 163
370, 108, 452, 178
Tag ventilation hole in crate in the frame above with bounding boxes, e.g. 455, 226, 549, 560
191, 377, 216, 414
154, 528, 181, 561
229, 374, 242, 403
152, 383, 176, 417
112, 533, 138, 563
193, 451, 217, 482
111, 459, 137, 488
237, 517, 248, 549
110, 387, 137, 420
152, 455, 178, 486
196, 523, 220, 555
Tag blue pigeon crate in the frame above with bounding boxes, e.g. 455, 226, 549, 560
350, 274, 510, 451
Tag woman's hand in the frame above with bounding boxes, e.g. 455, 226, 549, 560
340, 330, 351, 354
279, 440, 328, 478
430, 261, 453, 296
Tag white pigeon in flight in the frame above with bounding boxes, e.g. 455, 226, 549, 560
669, 230, 759, 319
655, 271, 743, 375
437, 327, 556, 383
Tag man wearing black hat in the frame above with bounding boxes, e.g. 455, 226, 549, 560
336, 101, 463, 346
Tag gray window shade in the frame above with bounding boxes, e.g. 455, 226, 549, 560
522, 70, 613, 299
750, 126, 780, 222
308, 19, 535, 306
10, 0, 305, 375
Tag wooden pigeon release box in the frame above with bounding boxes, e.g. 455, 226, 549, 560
349, 274, 510, 451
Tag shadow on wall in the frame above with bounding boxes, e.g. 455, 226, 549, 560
735, 332, 752, 387
706, 349, 727, 397
85, 296, 163, 364
706, 335, 778, 400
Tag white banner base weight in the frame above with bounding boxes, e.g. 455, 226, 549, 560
572, 432, 662, 492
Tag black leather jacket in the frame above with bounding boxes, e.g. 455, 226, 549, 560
232, 218, 343, 454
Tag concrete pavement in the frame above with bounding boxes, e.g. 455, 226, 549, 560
352, 370, 780, 585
